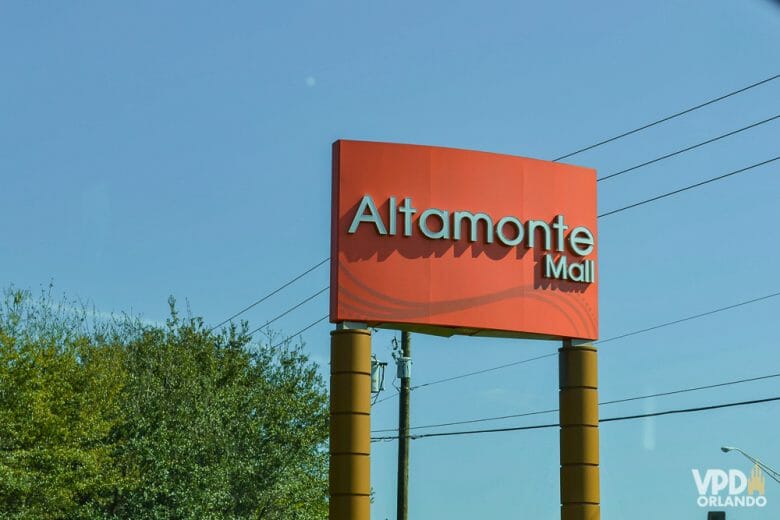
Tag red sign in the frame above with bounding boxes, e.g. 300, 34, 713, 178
330, 140, 598, 340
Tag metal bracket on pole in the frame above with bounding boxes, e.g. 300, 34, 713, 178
337, 321, 368, 330
396, 356, 412, 379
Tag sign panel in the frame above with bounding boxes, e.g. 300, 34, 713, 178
330, 140, 598, 340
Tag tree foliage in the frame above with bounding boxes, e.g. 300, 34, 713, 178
0, 289, 328, 519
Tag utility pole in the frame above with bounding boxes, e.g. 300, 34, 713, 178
396, 331, 411, 520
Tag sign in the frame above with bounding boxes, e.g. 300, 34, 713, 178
330, 140, 598, 340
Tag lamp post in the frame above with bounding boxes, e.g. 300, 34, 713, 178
721, 446, 780, 484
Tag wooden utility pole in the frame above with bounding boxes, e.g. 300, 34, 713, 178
396, 331, 411, 520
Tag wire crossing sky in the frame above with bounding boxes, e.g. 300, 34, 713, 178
370, 395, 780, 442
371, 371, 780, 433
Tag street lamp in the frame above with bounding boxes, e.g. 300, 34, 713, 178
721, 446, 780, 484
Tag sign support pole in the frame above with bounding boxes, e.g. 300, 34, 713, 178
330, 325, 372, 520
559, 340, 600, 520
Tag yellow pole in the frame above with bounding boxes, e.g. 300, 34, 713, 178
559, 340, 600, 520
330, 327, 372, 520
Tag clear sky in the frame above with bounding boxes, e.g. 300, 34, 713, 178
2, 2, 780, 518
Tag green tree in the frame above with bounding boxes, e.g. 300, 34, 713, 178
0, 288, 126, 519
112, 299, 329, 519
0, 289, 329, 519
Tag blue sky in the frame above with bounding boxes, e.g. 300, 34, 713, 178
2, 1, 780, 518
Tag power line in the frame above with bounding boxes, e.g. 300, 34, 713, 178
368, 289, 780, 406
597, 114, 780, 182
552, 72, 780, 161
210, 257, 329, 331
600, 372, 780, 406
371, 421, 559, 442
373, 406, 557, 433
412, 353, 558, 390
246, 286, 328, 338
598, 155, 780, 218
371, 354, 558, 407
371, 371, 780, 433
270, 314, 329, 349
371, 395, 780, 442
596, 290, 780, 344
373, 392, 399, 405
599, 396, 780, 424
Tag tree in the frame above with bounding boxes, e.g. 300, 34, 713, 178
111, 299, 329, 519
0, 289, 329, 519
0, 288, 126, 519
